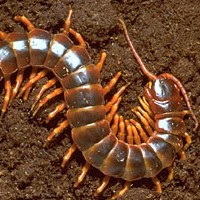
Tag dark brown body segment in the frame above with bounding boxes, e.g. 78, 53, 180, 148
6, 33, 30, 68
61, 64, 100, 89
83, 134, 117, 168
122, 145, 146, 180
54, 46, 90, 79
148, 136, 176, 167
0, 41, 18, 76
44, 34, 73, 69
72, 120, 110, 151
28, 29, 51, 66
64, 84, 104, 109
67, 105, 106, 127
100, 140, 128, 177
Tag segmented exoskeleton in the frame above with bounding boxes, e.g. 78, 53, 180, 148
0, 10, 198, 199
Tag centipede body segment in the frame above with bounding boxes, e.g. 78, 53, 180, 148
0, 9, 198, 199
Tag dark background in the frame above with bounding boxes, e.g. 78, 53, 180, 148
0, 0, 199, 199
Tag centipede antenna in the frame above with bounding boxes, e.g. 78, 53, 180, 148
64, 9, 73, 34
119, 19, 156, 81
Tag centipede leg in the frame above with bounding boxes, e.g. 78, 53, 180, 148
112, 181, 132, 200
94, 176, 111, 197
44, 119, 69, 147
151, 177, 162, 193
46, 102, 65, 123
106, 97, 122, 123
183, 132, 192, 150
63, 10, 86, 48
178, 149, 187, 160
18, 69, 48, 99
1, 77, 11, 119
96, 51, 107, 72
23, 68, 39, 101
32, 87, 63, 116
129, 119, 149, 142
111, 114, 120, 135
74, 162, 91, 188
138, 96, 153, 117
166, 167, 174, 182
14, 15, 35, 31
61, 143, 77, 168
103, 72, 122, 95
105, 83, 129, 113
10, 69, 25, 102
63, 9, 72, 35
133, 105, 155, 128
0, 31, 8, 40
125, 119, 141, 144
132, 107, 154, 136
31, 77, 58, 111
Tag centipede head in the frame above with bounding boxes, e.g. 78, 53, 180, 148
143, 76, 183, 115
145, 77, 179, 101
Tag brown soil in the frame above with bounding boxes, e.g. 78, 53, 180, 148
0, 0, 200, 200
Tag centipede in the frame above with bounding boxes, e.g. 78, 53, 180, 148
0, 9, 198, 199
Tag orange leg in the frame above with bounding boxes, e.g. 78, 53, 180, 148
103, 72, 122, 95
18, 69, 48, 99
61, 142, 77, 168
96, 52, 107, 72
63, 9, 86, 47
138, 96, 153, 117
69, 28, 86, 48
129, 119, 149, 142
151, 177, 162, 193
105, 83, 129, 113
44, 119, 69, 146
110, 114, 120, 135
94, 176, 111, 197
117, 115, 126, 141
32, 87, 63, 116
178, 149, 187, 160
125, 120, 141, 145
14, 15, 35, 31
74, 162, 91, 188
63, 9, 73, 35
24, 68, 38, 101
133, 105, 155, 128
46, 102, 65, 123
111, 181, 132, 200
106, 97, 122, 123
0, 31, 8, 40
31, 77, 58, 112
1, 77, 11, 119
10, 69, 25, 103
132, 108, 154, 136
166, 167, 174, 182
183, 132, 192, 151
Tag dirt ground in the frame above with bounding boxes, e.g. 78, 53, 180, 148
0, 0, 200, 199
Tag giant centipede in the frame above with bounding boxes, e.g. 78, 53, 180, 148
0, 10, 198, 199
